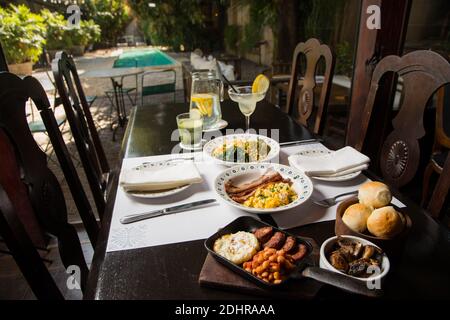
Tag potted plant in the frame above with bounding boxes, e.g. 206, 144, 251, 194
41, 9, 101, 58
40, 9, 67, 59
71, 20, 101, 56
0, 4, 46, 75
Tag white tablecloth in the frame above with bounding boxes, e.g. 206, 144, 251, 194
106, 144, 405, 252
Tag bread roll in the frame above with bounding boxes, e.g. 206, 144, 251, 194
342, 203, 372, 233
367, 206, 403, 238
358, 181, 392, 208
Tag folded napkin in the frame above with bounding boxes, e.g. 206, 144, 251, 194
288, 146, 370, 176
120, 161, 203, 192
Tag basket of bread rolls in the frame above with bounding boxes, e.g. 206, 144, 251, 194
335, 181, 412, 256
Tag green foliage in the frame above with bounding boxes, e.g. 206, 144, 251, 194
335, 41, 353, 77
224, 25, 239, 51
304, 0, 347, 44
82, 0, 131, 45
128, 0, 215, 51
234, 0, 279, 53
69, 20, 102, 47
0, 4, 46, 64
40, 9, 67, 50
40, 9, 101, 50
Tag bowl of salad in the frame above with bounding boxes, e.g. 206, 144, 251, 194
203, 134, 280, 166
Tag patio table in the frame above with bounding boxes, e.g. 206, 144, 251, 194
81, 67, 145, 138
86, 99, 450, 300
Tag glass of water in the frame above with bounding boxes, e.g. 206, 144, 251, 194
176, 112, 203, 150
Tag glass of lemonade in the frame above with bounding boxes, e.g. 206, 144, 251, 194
176, 112, 203, 150
228, 86, 266, 132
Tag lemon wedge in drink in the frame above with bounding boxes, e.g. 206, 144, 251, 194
191, 94, 214, 117
189, 108, 202, 119
252, 74, 270, 94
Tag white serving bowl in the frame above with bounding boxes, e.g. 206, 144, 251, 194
319, 235, 390, 284
214, 163, 313, 214
203, 133, 280, 167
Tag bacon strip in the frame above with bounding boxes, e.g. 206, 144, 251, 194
225, 169, 283, 195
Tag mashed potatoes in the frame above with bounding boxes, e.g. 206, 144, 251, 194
213, 231, 259, 264
243, 182, 298, 209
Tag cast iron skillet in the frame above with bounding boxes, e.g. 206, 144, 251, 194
205, 216, 382, 297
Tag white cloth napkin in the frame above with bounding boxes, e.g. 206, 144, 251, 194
120, 160, 203, 192
288, 146, 370, 176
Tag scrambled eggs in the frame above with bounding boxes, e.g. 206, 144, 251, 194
244, 182, 298, 209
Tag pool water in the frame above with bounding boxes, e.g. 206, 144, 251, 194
113, 49, 176, 68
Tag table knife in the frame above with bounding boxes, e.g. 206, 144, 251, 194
120, 199, 217, 224
279, 139, 322, 147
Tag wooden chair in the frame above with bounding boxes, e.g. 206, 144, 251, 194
422, 86, 450, 207
285, 38, 335, 135
0, 184, 64, 299
354, 50, 450, 217
52, 51, 110, 218
0, 72, 99, 298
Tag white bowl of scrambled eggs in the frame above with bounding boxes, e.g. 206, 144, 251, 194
214, 163, 313, 214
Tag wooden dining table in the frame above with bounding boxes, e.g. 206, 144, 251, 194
86, 99, 450, 300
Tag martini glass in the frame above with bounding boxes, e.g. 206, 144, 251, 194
228, 86, 267, 132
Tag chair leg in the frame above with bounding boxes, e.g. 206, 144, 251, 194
105, 92, 116, 130
126, 92, 135, 106
421, 163, 436, 207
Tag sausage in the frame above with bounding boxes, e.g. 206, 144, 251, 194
253, 227, 273, 244
263, 232, 286, 249
290, 244, 308, 261
281, 236, 296, 252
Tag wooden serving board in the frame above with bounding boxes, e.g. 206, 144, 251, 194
199, 236, 324, 299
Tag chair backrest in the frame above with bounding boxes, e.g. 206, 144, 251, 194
285, 38, 335, 135
52, 51, 109, 217
140, 69, 176, 106
434, 86, 450, 151
355, 50, 450, 189
0, 184, 63, 300
0, 72, 94, 296
0, 41, 8, 72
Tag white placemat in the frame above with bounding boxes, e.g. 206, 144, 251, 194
106, 143, 405, 252
106, 153, 250, 252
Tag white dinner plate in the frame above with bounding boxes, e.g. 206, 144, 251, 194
203, 133, 280, 167
123, 160, 192, 199
214, 163, 313, 214
295, 147, 361, 182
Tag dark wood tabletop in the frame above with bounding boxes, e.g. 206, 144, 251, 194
86, 99, 450, 300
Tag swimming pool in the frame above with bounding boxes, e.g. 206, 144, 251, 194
113, 49, 176, 68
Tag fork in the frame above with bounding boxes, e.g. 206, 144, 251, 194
313, 191, 358, 207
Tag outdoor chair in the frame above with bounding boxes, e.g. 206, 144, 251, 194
29, 51, 97, 160
140, 69, 177, 106
52, 51, 110, 218
353, 50, 450, 218
0, 72, 100, 299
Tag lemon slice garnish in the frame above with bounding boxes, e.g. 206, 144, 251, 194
191, 94, 214, 117
189, 108, 202, 119
252, 74, 270, 94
